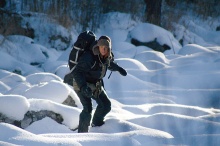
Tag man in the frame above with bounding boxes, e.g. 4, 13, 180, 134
73, 35, 127, 133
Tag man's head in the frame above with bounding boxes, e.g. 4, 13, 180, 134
97, 38, 111, 57
93, 35, 112, 59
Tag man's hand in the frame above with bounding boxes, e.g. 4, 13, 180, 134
118, 67, 127, 76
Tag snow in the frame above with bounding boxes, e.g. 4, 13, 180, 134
1, 35, 47, 64
25, 117, 74, 134
0, 11, 220, 146
178, 44, 216, 55
0, 95, 30, 120
128, 23, 182, 54
29, 99, 81, 129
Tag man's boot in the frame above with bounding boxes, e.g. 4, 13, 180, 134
78, 110, 91, 133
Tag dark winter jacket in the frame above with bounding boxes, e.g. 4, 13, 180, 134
72, 41, 126, 91
73, 50, 104, 88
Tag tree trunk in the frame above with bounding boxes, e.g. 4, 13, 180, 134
0, 0, 6, 8
144, 0, 162, 26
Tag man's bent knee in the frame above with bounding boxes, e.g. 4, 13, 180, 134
83, 106, 92, 114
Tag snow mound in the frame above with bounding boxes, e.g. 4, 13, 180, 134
134, 51, 169, 64
26, 72, 62, 85
115, 58, 148, 71
23, 80, 70, 103
0, 95, 30, 120
178, 44, 215, 55
29, 99, 81, 129
129, 23, 182, 53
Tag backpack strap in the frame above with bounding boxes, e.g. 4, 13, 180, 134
72, 46, 84, 63
74, 46, 84, 51
69, 46, 84, 73
69, 46, 96, 73
91, 61, 96, 69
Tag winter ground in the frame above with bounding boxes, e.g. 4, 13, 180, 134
0, 12, 220, 146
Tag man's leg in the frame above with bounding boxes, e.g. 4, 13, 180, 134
92, 88, 111, 126
77, 91, 93, 133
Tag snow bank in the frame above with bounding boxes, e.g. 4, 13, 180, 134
0, 95, 30, 120
29, 99, 81, 129
128, 23, 182, 53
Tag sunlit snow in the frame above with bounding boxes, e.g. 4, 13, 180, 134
0, 11, 220, 146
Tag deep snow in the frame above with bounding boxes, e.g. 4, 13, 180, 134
0, 12, 220, 146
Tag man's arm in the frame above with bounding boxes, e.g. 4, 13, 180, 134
73, 52, 94, 89
108, 61, 127, 76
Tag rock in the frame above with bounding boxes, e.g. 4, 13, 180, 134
131, 38, 170, 52
62, 95, 77, 107
0, 110, 64, 129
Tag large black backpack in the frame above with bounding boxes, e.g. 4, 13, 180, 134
68, 31, 96, 72
64, 31, 96, 86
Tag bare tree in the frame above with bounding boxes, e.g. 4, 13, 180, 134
144, 0, 162, 26
0, 0, 6, 8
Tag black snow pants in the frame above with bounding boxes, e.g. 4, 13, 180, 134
76, 87, 111, 133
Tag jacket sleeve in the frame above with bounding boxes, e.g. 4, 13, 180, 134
108, 61, 127, 76
108, 61, 120, 71
73, 52, 94, 89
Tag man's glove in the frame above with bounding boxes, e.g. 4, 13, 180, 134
109, 62, 127, 76
81, 85, 93, 98
118, 67, 127, 76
